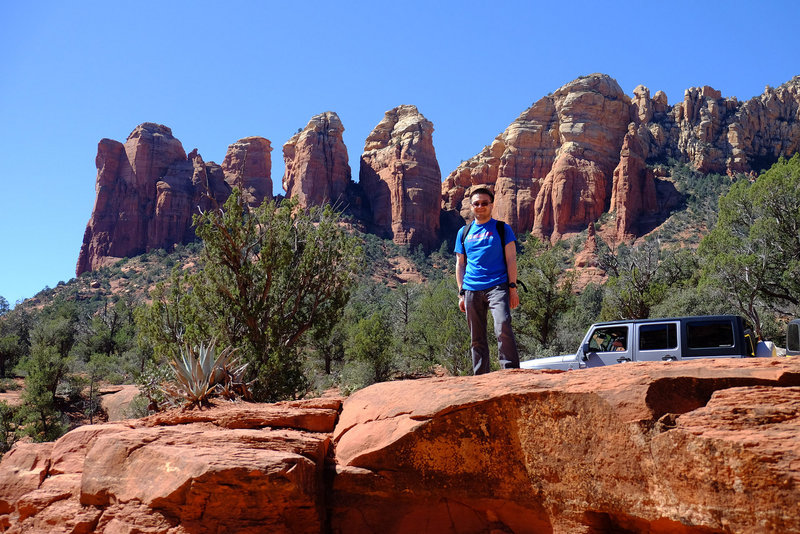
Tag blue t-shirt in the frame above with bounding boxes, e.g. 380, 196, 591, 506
455, 219, 516, 291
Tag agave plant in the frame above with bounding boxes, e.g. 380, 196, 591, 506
217, 358, 253, 402
166, 341, 238, 408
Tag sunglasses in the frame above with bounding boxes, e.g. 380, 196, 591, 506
471, 201, 491, 207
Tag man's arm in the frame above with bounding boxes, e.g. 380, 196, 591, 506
504, 241, 519, 310
456, 253, 467, 312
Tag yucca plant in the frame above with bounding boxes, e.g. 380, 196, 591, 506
166, 341, 238, 408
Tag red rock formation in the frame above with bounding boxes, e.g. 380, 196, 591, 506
221, 136, 273, 206
77, 124, 189, 275
283, 112, 351, 208
611, 123, 658, 241
443, 75, 800, 245
532, 74, 632, 242
441, 74, 631, 241
571, 223, 607, 290
360, 105, 441, 250
642, 76, 800, 176
441, 97, 560, 231
573, 223, 599, 269
76, 125, 272, 276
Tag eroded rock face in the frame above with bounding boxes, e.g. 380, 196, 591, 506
610, 123, 658, 241
0, 399, 341, 533
221, 136, 273, 206
443, 74, 800, 245
76, 124, 272, 276
360, 105, 441, 250
532, 74, 632, 242
332, 359, 800, 534
283, 112, 351, 208
1, 360, 799, 533
441, 74, 631, 242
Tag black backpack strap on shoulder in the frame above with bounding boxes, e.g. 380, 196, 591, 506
496, 219, 508, 273
496, 220, 528, 292
461, 220, 473, 262
496, 219, 505, 247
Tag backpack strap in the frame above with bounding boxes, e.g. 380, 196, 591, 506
460, 220, 473, 261
496, 220, 509, 273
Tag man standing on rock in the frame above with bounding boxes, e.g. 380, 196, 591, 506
455, 187, 520, 375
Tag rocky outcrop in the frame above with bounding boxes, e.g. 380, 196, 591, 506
76, 125, 271, 276
221, 136, 273, 206
2, 359, 799, 533
610, 123, 658, 240
532, 75, 632, 242
331, 359, 800, 533
360, 105, 442, 250
0, 399, 341, 533
441, 74, 631, 242
442, 74, 800, 244
573, 223, 599, 269
283, 112, 352, 208
571, 223, 607, 290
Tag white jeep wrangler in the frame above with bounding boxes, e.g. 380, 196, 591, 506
521, 315, 776, 371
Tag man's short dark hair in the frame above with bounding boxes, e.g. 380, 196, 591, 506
469, 187, 494, 202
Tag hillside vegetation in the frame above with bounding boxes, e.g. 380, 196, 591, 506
1, 157, 799, 449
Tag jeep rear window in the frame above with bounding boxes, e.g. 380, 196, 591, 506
639, 323, 677, 350
789, 323, 800, 352
687, 321, 734, 348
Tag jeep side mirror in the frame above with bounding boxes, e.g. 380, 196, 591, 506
581, 342, 591, 361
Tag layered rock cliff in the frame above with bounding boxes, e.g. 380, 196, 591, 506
76, 124, 271, 275
360, 105, 442, 250
2, 359, 799, 533
442, 74, 800, 243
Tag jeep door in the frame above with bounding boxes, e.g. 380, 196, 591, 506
635, 321, 680, 362
583, 325, 632, 367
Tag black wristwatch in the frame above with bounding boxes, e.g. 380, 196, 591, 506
508, 282, 517, 289
459, 288, 466, 296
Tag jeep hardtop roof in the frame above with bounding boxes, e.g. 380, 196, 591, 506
588, 315, 745, 328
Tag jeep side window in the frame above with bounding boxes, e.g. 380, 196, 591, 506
639, 323, 677, 350
588, 327, 628, 352
687, 320, 734, 348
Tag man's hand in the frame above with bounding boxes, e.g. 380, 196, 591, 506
459, 295, 466, 313
509, 287, 519, 310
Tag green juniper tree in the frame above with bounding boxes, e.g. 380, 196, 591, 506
137, 189, 363, 401
515, 239, 576, 349
699, 154, 800, 336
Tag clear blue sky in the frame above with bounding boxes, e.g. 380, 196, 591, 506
1, 0, 798, 307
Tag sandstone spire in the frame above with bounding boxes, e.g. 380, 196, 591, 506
360, 105, 441, 250
282, 111, 351, 208
221, 137, 272, 206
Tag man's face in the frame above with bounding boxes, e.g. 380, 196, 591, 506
470, 193, 493, 218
